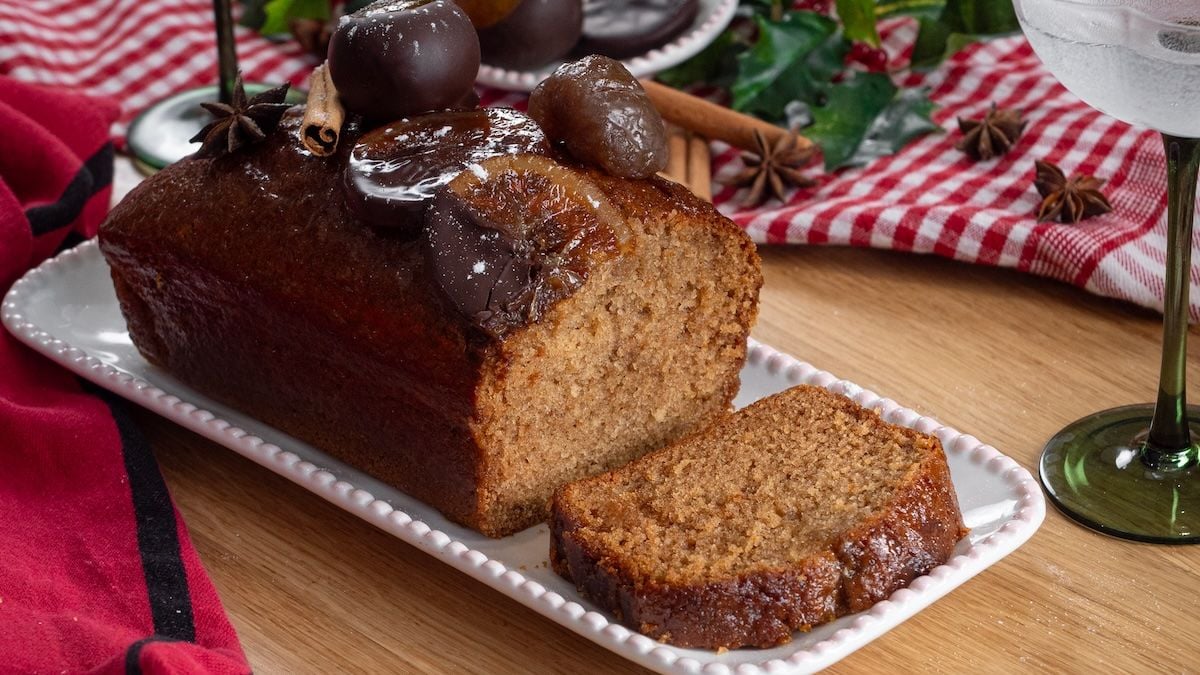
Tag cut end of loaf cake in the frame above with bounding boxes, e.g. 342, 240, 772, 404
550, 385, 968, 649
99, 116, 762, 541
470, 175, 762, 537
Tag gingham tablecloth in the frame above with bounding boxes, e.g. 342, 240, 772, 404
2, 0, 1194, 319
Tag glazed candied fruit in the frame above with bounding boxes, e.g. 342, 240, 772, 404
423, 154, 628, 337
528, 55, 668, 179
344, 108, 550, 232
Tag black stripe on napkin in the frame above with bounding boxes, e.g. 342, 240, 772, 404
80, 381, 196, 644
27, 142, 114, 236
54, 229, 89, 254
123, 635, 180, 675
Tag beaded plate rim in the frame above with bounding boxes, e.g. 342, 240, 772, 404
2, 239, 1045, 675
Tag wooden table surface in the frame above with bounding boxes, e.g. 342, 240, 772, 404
132, 245, 1200, 674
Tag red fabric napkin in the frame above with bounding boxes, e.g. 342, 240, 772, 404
0, 77, 249, 674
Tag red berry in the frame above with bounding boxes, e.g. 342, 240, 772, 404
792, 0, 832, 13
845, 42, 888, 72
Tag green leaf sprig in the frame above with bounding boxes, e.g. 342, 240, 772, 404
658, 0, 1018, 172
239, 0, 373, 34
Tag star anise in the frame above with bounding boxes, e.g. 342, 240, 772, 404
189, 74, 292, 159
956, 105, 1027, 161
720, 130, 817, 207
1033, 160, 1113, 224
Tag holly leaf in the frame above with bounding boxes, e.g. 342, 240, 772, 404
940, 0, 1019, 33
656, 29, 743, 89
911, 0, 1018, 68
806, 29, 852, 83
239, 0, 270, 29
260, 0, 329, 35
804, 72, 894, 169
732, 12, 838, 121
738, 0, 785, 19
875, 0, 944, 20
910, 15, 953, 67
807, 76, 940, 169
846, 86, 940, 166
837, 0, 880, 46
649, 0, 965, 174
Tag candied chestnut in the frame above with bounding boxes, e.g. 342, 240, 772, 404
327, 0, 480, 121
528, 55, 668, 179
344, 108, 551, 232
580, 0, 699, 59
424, 154, 628, 338
478, 0, 582, 71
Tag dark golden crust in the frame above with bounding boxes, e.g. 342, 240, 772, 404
99, 110, 761, 537
550, 419, 967, 649
552, 506, 845, 648
836, 447, 966, 612
102, 112, 493, 531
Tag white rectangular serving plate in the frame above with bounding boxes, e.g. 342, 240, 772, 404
3, 241, 1044, 674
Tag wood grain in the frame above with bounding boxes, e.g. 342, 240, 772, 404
137, 245, 1200, 673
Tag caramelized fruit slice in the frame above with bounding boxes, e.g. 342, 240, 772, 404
580, 0, 700, 59
529, 55, 668, 179
344, 108, 550, 231
424, 154, 629, 338
454, 0, 522, 27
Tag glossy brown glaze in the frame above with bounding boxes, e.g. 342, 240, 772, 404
424, 154, 625, 338
551, 527, 847, 648
345, 108, 550, 232
102, 111, 491, 526
99, 109, 760, 536
529, 56, 668, 179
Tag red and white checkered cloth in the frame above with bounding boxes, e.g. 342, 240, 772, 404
2, 0, 1194, 319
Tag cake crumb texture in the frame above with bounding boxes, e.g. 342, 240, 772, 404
551, 385, 968, 649
472, 170, 761, 535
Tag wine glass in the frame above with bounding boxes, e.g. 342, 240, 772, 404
125, 0, 303, 172
1013, 0, 1200, 543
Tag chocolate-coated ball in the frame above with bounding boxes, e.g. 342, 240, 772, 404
327, 0, 481, 121
478, 0, 582, 71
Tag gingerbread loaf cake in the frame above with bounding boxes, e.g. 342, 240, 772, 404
551, 385, 968, 649
99, 109, 761, 537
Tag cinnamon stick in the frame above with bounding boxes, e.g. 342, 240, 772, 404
664, 125, 689, 184
300, 63, 344, 157
686, 133, 712, 202
640, 79, 812, 156
658, 125, 714, 202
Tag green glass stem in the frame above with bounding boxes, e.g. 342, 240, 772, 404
213, 0, 239, 105
1145, 135, 1200, 467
